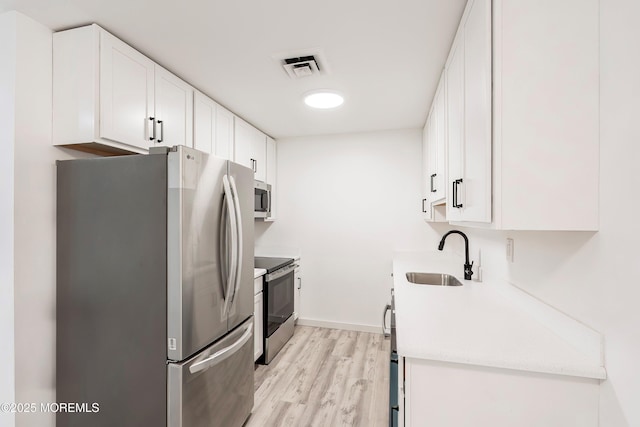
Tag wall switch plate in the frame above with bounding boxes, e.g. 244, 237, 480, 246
506, 238, 514, 263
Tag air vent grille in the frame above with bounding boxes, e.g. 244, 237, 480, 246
282, 55, 321, 79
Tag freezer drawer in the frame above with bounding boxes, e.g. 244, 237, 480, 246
168, 317, 254, 427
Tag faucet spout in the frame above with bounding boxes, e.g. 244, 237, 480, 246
437, 230, 474, 280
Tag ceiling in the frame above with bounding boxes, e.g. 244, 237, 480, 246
0, 0, 466, 138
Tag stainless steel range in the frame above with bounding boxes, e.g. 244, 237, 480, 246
254, 257, 296, 364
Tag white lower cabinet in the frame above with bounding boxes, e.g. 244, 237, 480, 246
253, 277, 264, 362
401, 358, 599, 427
293, 258, 301, 321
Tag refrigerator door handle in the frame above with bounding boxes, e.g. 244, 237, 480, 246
218, 196, 228, 299
228, 175, 243, 304
188, 321, 253, 374
222, 175, 238, 314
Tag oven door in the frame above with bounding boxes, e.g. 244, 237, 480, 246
264, 264, 295, 337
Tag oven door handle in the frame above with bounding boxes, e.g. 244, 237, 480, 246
382, 303, 391, 337
265, 263, 296, 281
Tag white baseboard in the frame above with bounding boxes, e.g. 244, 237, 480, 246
296, 317, 382, 334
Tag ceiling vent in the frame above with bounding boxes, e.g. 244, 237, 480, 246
273, 49, 330, 79
282, 55, 321, 79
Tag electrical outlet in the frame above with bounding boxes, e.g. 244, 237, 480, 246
506, 238, 514, 263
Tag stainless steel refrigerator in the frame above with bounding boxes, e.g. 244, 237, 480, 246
56, 145, 254, 427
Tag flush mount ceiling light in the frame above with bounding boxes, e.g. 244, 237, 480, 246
303, 91, 344, 109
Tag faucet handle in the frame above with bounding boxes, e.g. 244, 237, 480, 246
464, 261, 474, 280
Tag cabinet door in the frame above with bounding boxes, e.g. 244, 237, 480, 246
254, 291, 263, 362
293, 265, 301, 320
193, 90, 215, 154
461, 0, 492, 223
155, 66, 193, 148
433, 75, 447, 202
99, 30, 154, 149
422, 121, 433, 221
235, 118, 266, 180
215, 105, 235, 161
266, 137, 277, 220
427, 111, 438, 200
446, 37, 464, 222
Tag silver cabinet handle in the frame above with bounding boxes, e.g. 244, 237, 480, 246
188, 321, 253, 374
297, 277, 302, 290
382, 303, 391, 337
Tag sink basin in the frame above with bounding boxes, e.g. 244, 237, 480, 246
405, 272, 463, 286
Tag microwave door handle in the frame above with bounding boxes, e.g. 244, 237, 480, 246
222, 175, 238, 315
266, 189, 271, 216
188, 321, 253, 374
229, 176, 243, 303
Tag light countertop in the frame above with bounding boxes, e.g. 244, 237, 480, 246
393, 252, 606, 380
254, 268, 266, 279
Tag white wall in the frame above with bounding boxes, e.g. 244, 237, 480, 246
4, 12, 94, 427
255, 129, 447, 330
0, 12, 17, 427
437, 1, 640, 425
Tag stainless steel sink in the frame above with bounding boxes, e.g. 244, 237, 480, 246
405, 272, 463, 286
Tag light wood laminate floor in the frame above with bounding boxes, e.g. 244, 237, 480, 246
246, 326, 390, 427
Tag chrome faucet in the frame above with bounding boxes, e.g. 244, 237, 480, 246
438, 230, 473, 280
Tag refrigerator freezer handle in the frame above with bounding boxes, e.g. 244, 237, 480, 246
222, 175, 238, 314
229, 176, 243, 303
188, 321, 253, 374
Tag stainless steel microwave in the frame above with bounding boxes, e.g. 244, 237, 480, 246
254, 180, 271, 219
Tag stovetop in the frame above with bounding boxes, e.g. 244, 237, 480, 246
254, 257, 294, 273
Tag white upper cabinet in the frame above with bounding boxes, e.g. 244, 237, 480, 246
430, 73, 447, 204
193, 90, 216, 155
215, 105, 235, 161
54, 24, 194, 155
461, 0, 491, 223
445, 0, 492, 224
193, 91, 235, 160
235, 118, 267, 181
422, 72, 447, 222
99, 30, 155, 150
446, 36, 465, 223
154, 65, 193, 148
440, 0, 598, 230
491, 0, 599, 230
265, 136, 277, 220
421, 120, 433, 221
